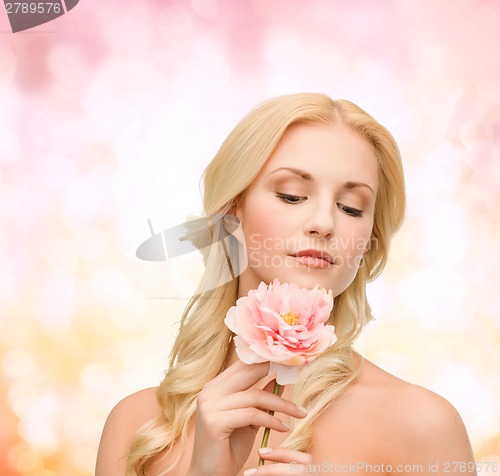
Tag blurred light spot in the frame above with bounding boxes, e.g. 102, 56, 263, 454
63, 412, 89, 444
76, 228, 107, 261
90, 268, 131, 304
267, 72, 304, 96
51, 119, 84, 156
373, 350, 410, 378
468, 143, 500, 218
198, 52, 231, 87
33, 470, 57, 476
2, 350, 35, 379
0, 41, 16, 86
101, 4, 152, 54
48, 42, 89, 86
0, 260, 16, 299
14, 449, 44, 475
463, 139, 496, 171
0, 182, 23, 218
60, 177, 102, 230
191, 0, 218, 18
120, 339, 164, 388
34, 153, 75, 190
478, 79, 500, 103
80, 86, 119, 142
460, 119, 494, 146
27, 113, 54, 148
0, 118, 21, 166
0, 230, 9, 255
17, 392, 59, 453
400, 266, 472, 330
422, 142, 462, 194
157, 7, 193, 59
64, 414, 104, 447
39, 234, 78, 271
79, 363, 115, 393
9, 382, 37, 418
264, 27, 301, 65
35, 268, 75, 333
420, 199, 467, 266
432, 364, 499, 441
73, 446, 98, 474
83, 419, 105, 446
103, 58, 160, 96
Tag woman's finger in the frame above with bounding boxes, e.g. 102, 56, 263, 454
199, 408, 292, 437
214, 389, 307, 420
241, 448, 315, 475
201, 360, 270, 395
257, 447, 314, 466
243, 462, 309, 475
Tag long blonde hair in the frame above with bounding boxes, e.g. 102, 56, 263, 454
126, 92, 406, 474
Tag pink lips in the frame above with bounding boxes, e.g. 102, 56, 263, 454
291, 249, 334, 268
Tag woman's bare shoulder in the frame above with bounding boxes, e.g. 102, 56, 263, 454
311, 357, 475, 470
110, 386, 161, 422
344, 357, 465, 427
357, 357, 464, 419
96, 387, 161, 476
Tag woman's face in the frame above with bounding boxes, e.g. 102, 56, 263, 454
234, 122, 378, 298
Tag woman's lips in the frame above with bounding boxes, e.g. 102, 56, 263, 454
290, 249, 335, 268
291, 255, 332, 268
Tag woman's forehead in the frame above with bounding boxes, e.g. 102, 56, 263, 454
257, 122, 378, 183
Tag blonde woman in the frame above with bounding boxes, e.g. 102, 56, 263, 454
96, 93, 476, 476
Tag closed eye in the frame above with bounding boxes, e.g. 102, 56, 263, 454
338, 203, 363, 217
275, 192, 307, 204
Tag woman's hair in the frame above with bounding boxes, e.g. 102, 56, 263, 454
126, 92, 406, 474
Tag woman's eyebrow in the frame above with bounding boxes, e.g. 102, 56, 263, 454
343, 181, 375, 194
267, 167, 313, 181
267, 167, 374, 194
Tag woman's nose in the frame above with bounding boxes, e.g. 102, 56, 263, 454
304, 203, 335, 239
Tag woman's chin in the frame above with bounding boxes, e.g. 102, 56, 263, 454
270, 270, 336, 292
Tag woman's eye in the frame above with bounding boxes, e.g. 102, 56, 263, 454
275, 192, 306, 204
338, 203, 363, 217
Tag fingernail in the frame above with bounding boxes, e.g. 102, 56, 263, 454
244, 469, 257, 476
258, 447, 273, 455
281, 420, 290, 430
297, 405, 308, 415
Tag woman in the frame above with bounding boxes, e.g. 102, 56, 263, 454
96, 93, 476, 475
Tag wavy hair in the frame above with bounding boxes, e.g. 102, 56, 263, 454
126, 92, 406, 474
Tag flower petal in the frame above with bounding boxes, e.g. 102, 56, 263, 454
271, 362, 300, 385
234, 336, 266, 364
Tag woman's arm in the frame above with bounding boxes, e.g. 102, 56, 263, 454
95, 387, 160, 476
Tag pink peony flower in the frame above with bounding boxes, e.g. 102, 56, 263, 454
224, 278, 337, 385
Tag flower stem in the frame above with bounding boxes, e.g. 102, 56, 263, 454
258, 380, 281, 466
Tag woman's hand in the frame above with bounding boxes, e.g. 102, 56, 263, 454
244, 447, 315, 475
187, 360, 308, 476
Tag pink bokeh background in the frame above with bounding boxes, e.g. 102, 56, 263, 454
1, 1, 499, 474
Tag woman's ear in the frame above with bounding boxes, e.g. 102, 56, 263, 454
223, 196, 245, 244
362, 235, 374, 257
222, 213, 240, 235
227, 195, 240, 215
